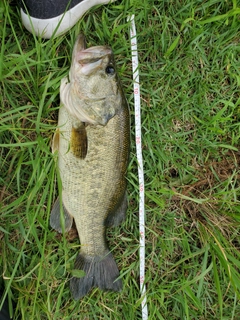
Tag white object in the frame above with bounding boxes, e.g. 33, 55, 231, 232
21, 0, 117, 39
128, 15, 148, 320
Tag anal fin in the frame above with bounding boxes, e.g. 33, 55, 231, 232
105, 191, 128, 227
50, 197, 73, 233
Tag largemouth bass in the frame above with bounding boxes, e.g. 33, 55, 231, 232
50, 35, 130, 299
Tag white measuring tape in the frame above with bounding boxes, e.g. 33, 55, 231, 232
128, 15, 148, 320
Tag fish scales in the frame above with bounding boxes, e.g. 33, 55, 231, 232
58, 105, 129, 256
50, 34, 130, 299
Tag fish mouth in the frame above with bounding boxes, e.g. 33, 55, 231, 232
76, 46, 112, 64
72, 34, 112, 75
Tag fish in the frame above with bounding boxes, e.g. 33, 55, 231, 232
50, 34, 130, 300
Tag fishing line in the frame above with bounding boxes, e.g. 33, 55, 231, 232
128, 14, 148, 320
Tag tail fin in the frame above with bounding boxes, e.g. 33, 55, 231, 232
70, 252, 122, 299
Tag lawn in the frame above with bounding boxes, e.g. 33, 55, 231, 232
0, 0, 240, 319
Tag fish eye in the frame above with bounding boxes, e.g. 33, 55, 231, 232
105, 65, 115, 75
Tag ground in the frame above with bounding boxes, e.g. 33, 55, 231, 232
0, 0, 240, 319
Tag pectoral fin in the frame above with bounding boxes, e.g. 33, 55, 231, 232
70, 124, 88, 159
52, 128, 60, 153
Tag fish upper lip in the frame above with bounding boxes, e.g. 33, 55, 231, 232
73, 35, 112, 64
79, 46, 111, 56
75, 47, 112, 64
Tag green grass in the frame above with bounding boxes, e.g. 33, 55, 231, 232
1, 0, 240, 319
